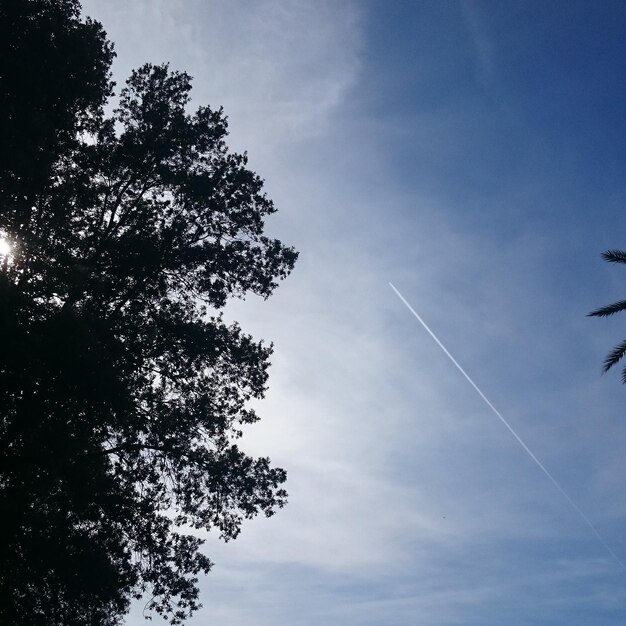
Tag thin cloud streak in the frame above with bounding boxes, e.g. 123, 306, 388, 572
389, 281, 626, 573
459, 0, 495, 87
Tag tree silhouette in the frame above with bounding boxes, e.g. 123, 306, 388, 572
0, 4, 297, 625
0, 0, 114, 210
588, 250, 626, 382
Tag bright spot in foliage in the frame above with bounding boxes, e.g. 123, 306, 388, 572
0, 235, 14, 265
0, 237, 11, 257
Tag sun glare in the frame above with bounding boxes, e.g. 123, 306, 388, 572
0, 237, 12, 258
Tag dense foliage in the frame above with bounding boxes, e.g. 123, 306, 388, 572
0, 2, 297, 624
0, 0, 114, 208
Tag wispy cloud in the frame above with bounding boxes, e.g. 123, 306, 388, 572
459, 0, 495, 87
83, 0, 362, 157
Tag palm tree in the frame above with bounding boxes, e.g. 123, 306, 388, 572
589, 249, 626, 382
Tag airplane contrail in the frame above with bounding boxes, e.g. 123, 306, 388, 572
389, 281, 626, 572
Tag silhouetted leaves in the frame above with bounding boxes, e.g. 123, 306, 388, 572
588, 300, 626, 318
0, 3, 296, 625
589, 250, 626, 383
0, 0, 114, 210
602, 249, 626, 264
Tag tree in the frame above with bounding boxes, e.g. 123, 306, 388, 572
0, 7, 297, 625
0, 0, 114, 208
588, 250, 626, 381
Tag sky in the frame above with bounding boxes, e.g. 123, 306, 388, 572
81, 1, 626, 624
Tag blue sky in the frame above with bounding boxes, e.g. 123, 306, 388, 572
82, 1, 626, 624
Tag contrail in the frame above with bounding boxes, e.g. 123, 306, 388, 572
389, 281, 626, 572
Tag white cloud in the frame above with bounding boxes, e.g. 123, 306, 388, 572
82, 0, 362, 157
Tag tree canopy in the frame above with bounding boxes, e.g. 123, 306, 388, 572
0, 2, 297, 625
0, 0, 114, 208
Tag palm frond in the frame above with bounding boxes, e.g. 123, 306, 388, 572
602, 249, 626, 264
603, 339, 626, 373
588, 300, 626, 317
